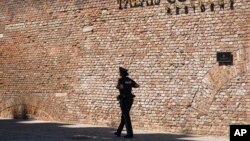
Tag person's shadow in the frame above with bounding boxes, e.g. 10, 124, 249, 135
0, 119, 213, 141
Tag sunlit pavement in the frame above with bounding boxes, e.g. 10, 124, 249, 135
0, 119, 228, 141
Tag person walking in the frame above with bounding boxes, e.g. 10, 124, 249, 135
114, 67, 139, 138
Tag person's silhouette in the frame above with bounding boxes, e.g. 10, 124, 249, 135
114, 67, 139, 138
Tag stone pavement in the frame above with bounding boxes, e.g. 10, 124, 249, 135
0, 119, 228, 141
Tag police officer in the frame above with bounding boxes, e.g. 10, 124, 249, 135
114, 67, 139, 138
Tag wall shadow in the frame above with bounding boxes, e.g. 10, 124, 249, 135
0, 119, 199, 141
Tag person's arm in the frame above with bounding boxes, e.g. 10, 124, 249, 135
116, 84, 123, 90
116, 79, 123, 90
134, 83, 139, 88
132, 79, 139, 88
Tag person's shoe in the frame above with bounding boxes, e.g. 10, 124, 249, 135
124, 135, 133, 138
114, 132, 121, 137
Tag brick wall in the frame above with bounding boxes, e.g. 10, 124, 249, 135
0, 0, 249, 136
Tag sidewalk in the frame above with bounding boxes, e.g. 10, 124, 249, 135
0, 119, 228, 141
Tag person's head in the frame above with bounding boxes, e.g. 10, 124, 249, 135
119, 67, 129, 77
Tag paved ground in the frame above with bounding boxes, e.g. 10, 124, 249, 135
0, 119, 228, 141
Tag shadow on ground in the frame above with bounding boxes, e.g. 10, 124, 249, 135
0, 119, 204, 141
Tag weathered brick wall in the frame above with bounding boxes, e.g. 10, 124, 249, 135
0, 0, 249, 136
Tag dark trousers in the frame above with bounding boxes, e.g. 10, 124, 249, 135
117, 98, 134, 136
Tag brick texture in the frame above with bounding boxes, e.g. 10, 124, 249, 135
0, 0, 249, 136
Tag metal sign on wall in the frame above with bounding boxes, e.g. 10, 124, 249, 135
117, 0, 235, 14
